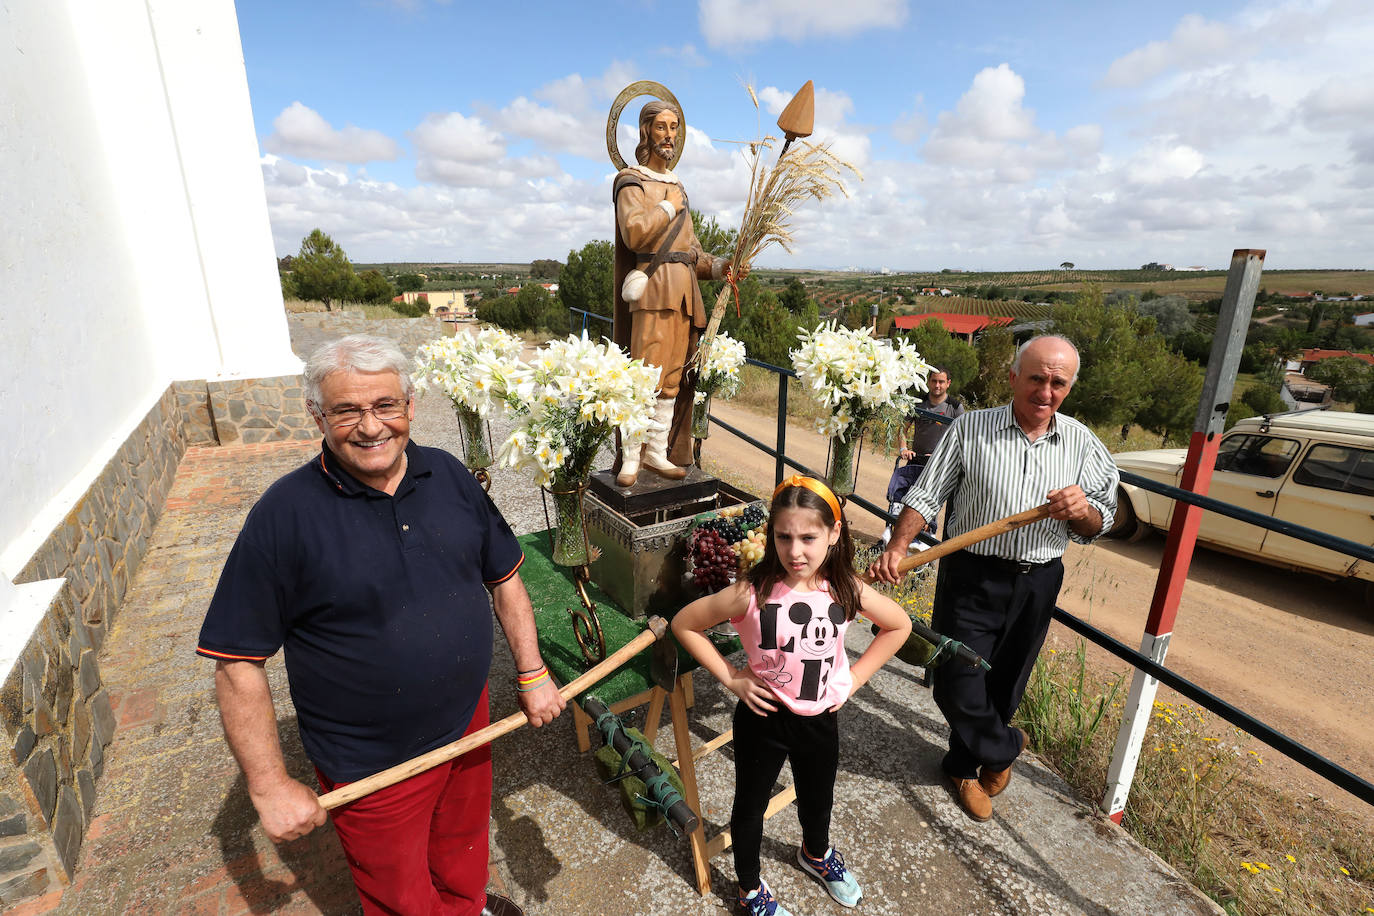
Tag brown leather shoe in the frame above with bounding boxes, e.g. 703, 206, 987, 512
949, 775, 992, 821
979, 726, 1028, 798
481, 893, 525, 916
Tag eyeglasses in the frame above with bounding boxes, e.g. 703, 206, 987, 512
320, 399, 409, 428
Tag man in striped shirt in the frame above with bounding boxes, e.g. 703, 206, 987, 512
869, 335, 1118, 822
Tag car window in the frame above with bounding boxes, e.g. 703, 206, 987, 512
1292, 444, 1374, 497
1214, 434, 1301, 478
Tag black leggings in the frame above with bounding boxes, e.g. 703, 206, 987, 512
730, 700, 840, 891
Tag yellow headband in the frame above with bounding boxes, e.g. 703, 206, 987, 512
772, 475, 843, 522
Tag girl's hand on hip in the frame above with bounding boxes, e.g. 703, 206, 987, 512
727, 667, 778, 716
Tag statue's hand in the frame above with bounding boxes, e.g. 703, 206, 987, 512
725, 263, 750, 282
666, 187, 685, 211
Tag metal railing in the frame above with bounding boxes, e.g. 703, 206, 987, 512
697, 363, 1374, 808
568, 307, 613, 334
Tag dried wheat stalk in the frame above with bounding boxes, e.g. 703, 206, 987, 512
697, 93, 861, 372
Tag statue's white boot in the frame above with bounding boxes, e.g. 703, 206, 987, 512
615, 441, 643, 487
643, 400, 687, 480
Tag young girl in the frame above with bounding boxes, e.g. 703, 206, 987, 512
673, 476, 912, 915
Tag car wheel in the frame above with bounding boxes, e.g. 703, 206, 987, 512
1106, 487, 1138, 539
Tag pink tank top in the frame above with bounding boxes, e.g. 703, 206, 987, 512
731, 580, 853, 715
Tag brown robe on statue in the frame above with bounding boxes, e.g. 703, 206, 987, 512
612, 164, 725, 470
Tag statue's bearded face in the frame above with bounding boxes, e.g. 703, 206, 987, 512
634, 101, 682, 167
647, 110, 678, 165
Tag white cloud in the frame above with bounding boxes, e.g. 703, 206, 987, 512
1101, 14, 1235, 88
655, 43, 709, 67
699, 0, 907, 47
922, 65, 1098, 177
411, 111, 505, 164
264, 102, 401, 163
1300, 77, 1374, 132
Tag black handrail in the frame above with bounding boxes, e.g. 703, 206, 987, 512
567, 307, 613, 334
1052, 608, 1374, 806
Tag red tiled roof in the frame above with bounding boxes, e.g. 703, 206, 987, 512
893, 313, 1014, 334
1300, 348, 1374, 366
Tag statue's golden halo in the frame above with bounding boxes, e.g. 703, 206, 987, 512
605, 81, 685, 172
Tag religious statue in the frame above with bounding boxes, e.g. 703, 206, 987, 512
608, 84, 739, 488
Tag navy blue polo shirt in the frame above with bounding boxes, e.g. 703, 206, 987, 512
197, 441, 523, 783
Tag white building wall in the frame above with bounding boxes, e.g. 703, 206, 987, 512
0, 0, 299, 584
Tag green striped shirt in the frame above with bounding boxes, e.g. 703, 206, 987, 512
900, 403, 1119, 563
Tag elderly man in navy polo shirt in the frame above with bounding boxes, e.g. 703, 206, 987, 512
198, 335, 563, 916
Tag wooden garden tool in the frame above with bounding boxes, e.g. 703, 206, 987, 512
862, 504, 1057, 670
318, 616, 669, 810
861, 503, 1056, 585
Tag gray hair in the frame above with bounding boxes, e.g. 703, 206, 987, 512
1012, 335, 1080, 384
304, 334, 414, 411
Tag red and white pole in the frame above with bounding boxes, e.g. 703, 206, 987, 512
1102, 249, 1266, 823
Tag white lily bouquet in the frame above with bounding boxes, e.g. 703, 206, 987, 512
414, 328, 526, 468
692, 332, 747, 439
492, 332, 662, 565
790, 321, 931, 494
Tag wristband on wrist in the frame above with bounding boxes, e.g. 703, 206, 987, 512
517, 664, 546, 675
516, 667, 550, 691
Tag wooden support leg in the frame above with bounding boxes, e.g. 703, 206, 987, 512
669, 677, 712, 896
643, 687, 667, 745
572, 702, 592, 753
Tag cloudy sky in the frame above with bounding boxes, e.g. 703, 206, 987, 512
236, 0, 1374, 271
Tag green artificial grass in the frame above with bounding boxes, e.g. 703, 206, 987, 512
518, 531, 738, 708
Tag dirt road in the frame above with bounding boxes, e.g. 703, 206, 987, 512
698, 399, 1374, 823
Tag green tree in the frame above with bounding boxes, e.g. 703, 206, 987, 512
292, 229, 355, 311
779, 278, 809, 313
718, 277, 796, 368
1307, 356, 1374, 402
355, 269, 395, 304
964, 325, 1015, 408
1136, 294, 1193, 338
559, 240, 614, 321
1051, 284, 1178, 429
530, 258, 563, 279
691, 209, 737, 258
395, 273, 425, 294
901, 321, 979, 393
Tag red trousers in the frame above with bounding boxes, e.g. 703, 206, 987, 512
318, 686, 493, 916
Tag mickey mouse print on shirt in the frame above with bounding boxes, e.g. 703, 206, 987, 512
733, 584, 854, 716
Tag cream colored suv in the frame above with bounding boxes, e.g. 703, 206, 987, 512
1109, 411, 1374, 583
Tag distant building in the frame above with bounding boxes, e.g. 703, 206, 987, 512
1351, 313, 1374, 326
892, 312, 1013, 343
1295, 348, 1374, 373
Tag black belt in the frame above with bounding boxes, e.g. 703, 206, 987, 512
637, 251, 697, 265
975, 554, 1059, 576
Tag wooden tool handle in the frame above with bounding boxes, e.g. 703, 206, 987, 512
862, 504, 1056, 584
318, 617, 667, 810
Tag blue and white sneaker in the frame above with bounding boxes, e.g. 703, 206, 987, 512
738, 877, 794, 916
797, 845, 862, 908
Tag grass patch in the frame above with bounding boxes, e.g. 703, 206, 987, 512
1014, 643, 1374, 914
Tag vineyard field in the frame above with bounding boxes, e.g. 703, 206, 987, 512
901, 296, 1052, 319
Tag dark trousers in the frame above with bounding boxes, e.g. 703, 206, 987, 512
730, 701, 839, 891
931, 552, 1063, 779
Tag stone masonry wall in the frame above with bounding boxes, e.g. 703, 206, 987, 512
2, 386, 186, 903
205, 374, 316, 445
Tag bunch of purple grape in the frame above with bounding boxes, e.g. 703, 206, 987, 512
689, 527, 737, 593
